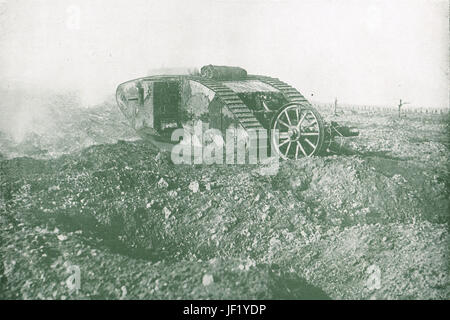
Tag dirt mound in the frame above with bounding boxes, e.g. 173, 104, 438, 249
1, 133, 448, 299
0, 210, 330, 300
1, 102, 448, 299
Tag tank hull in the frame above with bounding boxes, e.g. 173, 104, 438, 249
116, 66, 358, 159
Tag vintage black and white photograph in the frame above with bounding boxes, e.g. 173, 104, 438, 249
0, 0, 448, 302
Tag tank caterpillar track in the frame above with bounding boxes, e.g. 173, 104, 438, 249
193, 77, 264, 130
249, 76, 310, 104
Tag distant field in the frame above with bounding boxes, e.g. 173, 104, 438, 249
1, 97, 449, 299
314, 102, 449, 115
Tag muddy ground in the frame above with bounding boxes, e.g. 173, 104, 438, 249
0, 98, 448, 299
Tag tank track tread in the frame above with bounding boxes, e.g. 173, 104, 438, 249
194, 78, 264, 130
249, 76, 310, 104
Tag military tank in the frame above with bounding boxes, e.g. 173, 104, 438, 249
116, 65, 358, 160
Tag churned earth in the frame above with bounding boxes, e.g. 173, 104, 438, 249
0, 96, 448, 299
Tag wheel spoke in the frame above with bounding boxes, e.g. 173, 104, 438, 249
278, 119, 290, 128
297, 141, 307, 156
284, 141, 292, 157
305, 119, 317, 127
279, 132, 290, 140
301, 132, 319, 136
295, 143, 299, 159
297, 112, 307, 128
284, 110, 292, 125
295, 107, 300, 123
304, 138, 316, 149
279, 139, 290, 147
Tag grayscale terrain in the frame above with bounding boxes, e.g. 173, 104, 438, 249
1, 91, 448, 299
0, 0, 448, 301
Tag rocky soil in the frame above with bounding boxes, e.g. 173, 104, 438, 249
0, 98, 448, 299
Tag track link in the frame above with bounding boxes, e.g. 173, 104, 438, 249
193, 78, 264, 130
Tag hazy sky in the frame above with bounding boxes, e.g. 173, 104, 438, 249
0, 0, 448, 107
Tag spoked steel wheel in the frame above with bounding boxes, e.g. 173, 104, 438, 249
271, 103, 324, 160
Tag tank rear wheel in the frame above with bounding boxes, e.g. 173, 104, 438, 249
271, 103, 324, 160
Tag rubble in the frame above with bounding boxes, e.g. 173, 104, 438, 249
0, 99, 448, 300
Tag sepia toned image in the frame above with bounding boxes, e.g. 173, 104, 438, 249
0, 0, 448, 302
